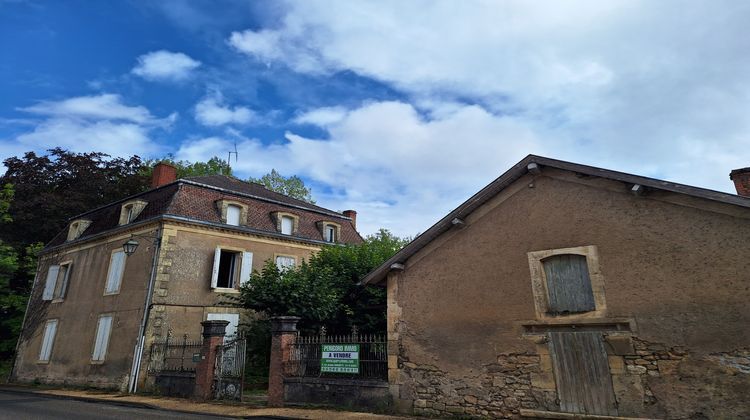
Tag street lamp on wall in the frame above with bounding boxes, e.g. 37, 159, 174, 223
122, 239, 140, 256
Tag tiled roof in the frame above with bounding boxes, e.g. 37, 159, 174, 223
46, 176, 361, 249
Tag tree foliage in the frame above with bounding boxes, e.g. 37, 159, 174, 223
240, 229, 409, 333
143, 156, 232, 179
249, 169, 315, 203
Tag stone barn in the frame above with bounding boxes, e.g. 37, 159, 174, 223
362, 155, 750, 419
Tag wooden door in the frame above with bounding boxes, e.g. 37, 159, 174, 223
549, 331, 618, 416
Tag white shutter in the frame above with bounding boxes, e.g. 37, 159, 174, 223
239, 252, 253, 286
210, 247, 221, 288
39, 320, 58, 361
281, 216, 293, 234
92, 315, 113, 361
105, 251, 125, 294
226, 205, 241, 226
43, 265, 60, 301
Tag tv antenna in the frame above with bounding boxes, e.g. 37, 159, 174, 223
226, 142, 238, 175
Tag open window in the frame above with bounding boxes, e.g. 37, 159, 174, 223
527, 245, 607, 319
118, 200, 148, 225
211, 247, 253, 290
317, 221, 341, 243
42, 262, 73, 301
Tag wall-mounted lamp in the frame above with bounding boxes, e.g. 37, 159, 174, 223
121, 233, 160, 257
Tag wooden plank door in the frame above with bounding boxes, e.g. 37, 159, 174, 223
549, 331, 618, 416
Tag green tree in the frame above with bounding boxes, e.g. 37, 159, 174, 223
240, 229, 409, 333
144, 156, 232, 179
249, 169, 315, 203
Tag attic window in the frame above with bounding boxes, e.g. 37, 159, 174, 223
272, 212, 299, 236
118, 200, 148, 225
227, 205, 241, 226
317, 221, 341, 243
66, 219, 91, 241
217, 200, 248, 227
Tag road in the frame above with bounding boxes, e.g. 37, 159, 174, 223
0, 389, 270, 419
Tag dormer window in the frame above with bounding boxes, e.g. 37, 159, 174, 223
217, 200, 248, 226
67, 219, 92, 241
317, 221, 341, 243
118, 200, 148, 225
272, 212, 299, 236
226, 205, 241, 226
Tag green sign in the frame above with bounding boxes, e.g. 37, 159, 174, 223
321, 344, 359, 373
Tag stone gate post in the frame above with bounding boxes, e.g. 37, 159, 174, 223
268, 316, 300, 407
194, 320, 229, 400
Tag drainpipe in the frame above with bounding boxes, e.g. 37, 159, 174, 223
128, 227, 162, 393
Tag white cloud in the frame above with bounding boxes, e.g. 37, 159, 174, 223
292, 106, 347, 127
222, 0, 750, 237
194, 93, 255, 126
177, 100, 541, 237
2, 94, 171, 163
132, 50, 201, 82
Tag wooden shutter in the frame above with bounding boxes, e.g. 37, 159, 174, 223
211, 247, 221, 288
542, 254, 595, 314
239, 252, 253, 286
43, 265, 60, 301
92, 315, 113, 361
105, 251, 125, 294
58, 263, 72, 299
39, 320, 58, 361
281, 216, 293, 234
226, 205, 241, 226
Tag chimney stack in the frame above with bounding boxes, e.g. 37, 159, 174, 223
151, 162, 177, 189
343, 210, 357, 229
730, 168, 750, 197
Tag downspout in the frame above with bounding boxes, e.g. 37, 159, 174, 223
128, 226, 162, 393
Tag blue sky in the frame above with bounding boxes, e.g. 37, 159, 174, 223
1, 1, 749, 237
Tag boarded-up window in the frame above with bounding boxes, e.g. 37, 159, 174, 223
542, 254, 595, 314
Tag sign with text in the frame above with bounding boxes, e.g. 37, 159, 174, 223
320, 344, 360, 373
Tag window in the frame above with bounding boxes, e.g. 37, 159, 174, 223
39, 319, 58, 362
42, 263, 73, 301
281, 216, 294, 235
325, 225, 336, 242
92, 315, 113, 362
527, 245, 607, 320
211, 247, 253, 290
276, 255, 296, 271
226, 205, 241, 226
66, 219, 91, 241
104, 250, 126, 295
118, 200, 147, 225
542, 254, 595, 314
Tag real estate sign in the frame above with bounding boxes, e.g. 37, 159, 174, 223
320, 344, 359, 373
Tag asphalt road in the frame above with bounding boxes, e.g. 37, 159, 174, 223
0, 390, 259, 419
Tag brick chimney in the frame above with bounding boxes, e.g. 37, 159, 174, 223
343, 210, 357, 229
730, 168, 750, 197
151, 162, 177, 188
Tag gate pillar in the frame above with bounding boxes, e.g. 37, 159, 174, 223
268, 316, 300, 407
194, 320, 229, 400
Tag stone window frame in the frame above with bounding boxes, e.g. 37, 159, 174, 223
118, 199, 148, 226
66, 219, 92, 241
527, 245, 607, 320
271, 211, 300, 236
216, 199, 249, 227
317, 221, 341, 243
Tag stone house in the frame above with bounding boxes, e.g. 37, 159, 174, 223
11, 163, 361, 392
362, 155, 750, 419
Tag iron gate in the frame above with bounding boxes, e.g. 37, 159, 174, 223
214, 335, 247, 400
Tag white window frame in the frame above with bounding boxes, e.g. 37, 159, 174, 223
275, 254, 297, 271
104, 249, 126, 295
91, 314, 113, 363
38, 319, 58, 363
226, 204, 241, 226
325, 225, 336, 242
210, 246, 253, 291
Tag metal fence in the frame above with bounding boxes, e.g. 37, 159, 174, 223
286, 330, 387, 380
147, 334, 203, 374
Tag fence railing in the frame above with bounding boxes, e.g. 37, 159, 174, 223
286, 330, 387, 380
147, 334, 203, 374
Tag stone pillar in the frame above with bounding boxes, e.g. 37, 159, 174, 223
194, 320, 229, 400
268, 316, 300, 407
